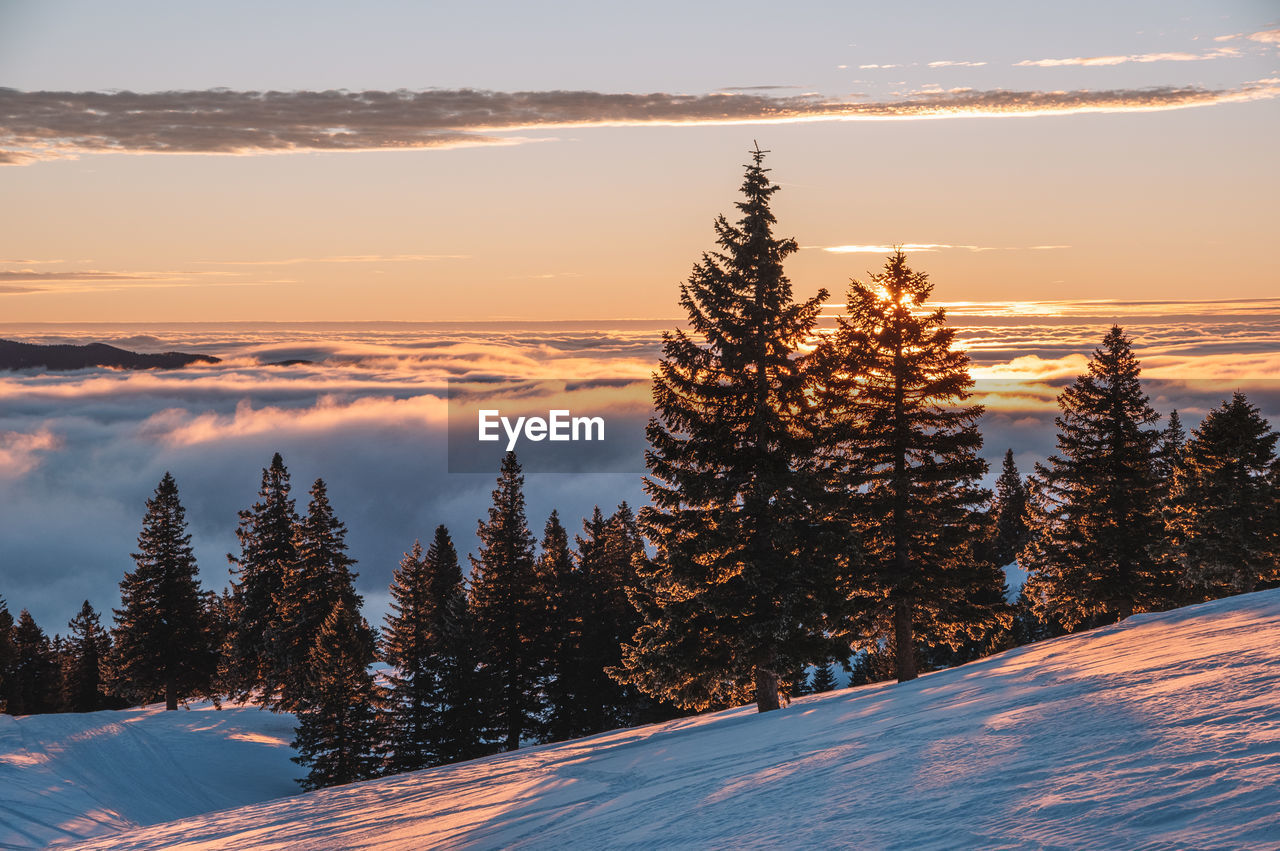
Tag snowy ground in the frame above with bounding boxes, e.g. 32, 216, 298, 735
6, 589, 1280, 849
0, 701, 298, 849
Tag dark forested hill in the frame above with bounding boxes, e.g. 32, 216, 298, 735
0, 339, 220, 371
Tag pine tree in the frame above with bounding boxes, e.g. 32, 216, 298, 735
62, 601, 109, 712
1022, 327, 1174, 630
539, 510, 584, 742
113, 473, 216, 710
0, 599, 15, 713
383, 527, 485, 771
617, 147, 834, 713
810, 661, 837, 693
1156, 409, 1187, 484
225, 453, 298, 702
989, 450, 1030, 569
469, 452, 546, 750
8, 610, 61, 714
813, 249, 1000, 682
290, 600, 385, 790
1166, 392, 1280, 597
276, 479, 363, 711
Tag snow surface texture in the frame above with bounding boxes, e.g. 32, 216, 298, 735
7, 589, 1280, 850
0, 702, 298, 849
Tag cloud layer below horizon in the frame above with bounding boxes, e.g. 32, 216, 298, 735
4, 82, 1278, 164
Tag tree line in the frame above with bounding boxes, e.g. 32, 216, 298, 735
2, 148, 1278, 790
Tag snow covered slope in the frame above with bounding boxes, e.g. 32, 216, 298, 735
50, 588, 1280, 850
3, 589, 1277, 849
0, 701, 298, 849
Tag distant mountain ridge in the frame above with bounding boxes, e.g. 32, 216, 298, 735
0, 339, 220, 371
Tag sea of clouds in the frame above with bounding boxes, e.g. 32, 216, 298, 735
3, 306, 1280, 631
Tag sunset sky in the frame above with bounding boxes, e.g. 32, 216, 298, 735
2, 0, 1278, 322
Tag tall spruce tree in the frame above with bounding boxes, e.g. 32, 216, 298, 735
62, 600, 109, 712
1166, 392, 1280, 597
276, 478, 362, 711
539, 510, 583, 742
0, 599, 15, 713
290, 600, 385, 790
8, 610, 60, 714
1022, 327, 1174, 629
113, 473, 216, 710
225, 453, 298, 702
469, 452, 547, 750
813, 249, 999, 682
616, 147, 833, 713
383, 527, 485, 770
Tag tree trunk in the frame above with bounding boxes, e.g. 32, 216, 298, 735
893, 597, 918, 682
165, 676, 177, 711
754, 665, 781, 712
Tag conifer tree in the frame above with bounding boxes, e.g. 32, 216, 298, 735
539, 510, 583, 742
813, 249, 999, 682
290, 600, 385, 790
0, 599, 15, 713
62, 600, 109, 712
810, 661, 837, 693
1022, 327, 1174, 629
989, 450, 1031, 569
113, 473, 216, 710
225, 453, 298, 702
276, 478, 363, 711
8, 610, 61, 714
617, 147, 834, 713
1156, 409, 1187, 484
383, 526, 485, 770
1166, 392, 1280, 597
469, 452, 546, 750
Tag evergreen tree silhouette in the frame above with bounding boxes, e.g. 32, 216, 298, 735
1022, 327, 1174, 629
290, 600, 385, 790
814, 249, 1000, 682
469, 452, 546, 750
617, 147, 834, 713
62, 600, 109, 712
276, 478, 362, 711
1166, 392, 1279, 597
8, 610, 60, 714
225, 453, 298, 703
113, 473, 216, 710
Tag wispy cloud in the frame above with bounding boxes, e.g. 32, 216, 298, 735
1248, 28, 1280, 45
0, 268, 292, 294
5, 83, 1275, 164
927, 60, 988, 68
1016, 47, 1240, 67
815, 243, 1071, 254
196, 254, 469, 266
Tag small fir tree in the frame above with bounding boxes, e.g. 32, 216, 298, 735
383, 526, 486, 770
225, 453, 298, 702
1022, 327, 1175, 629
469, 452, 547, 750
989, 450, 1030, 569
0, 599, 15, 713
290, 600, 385, 790
1166, 392, 1280, 597
62, 600, 110, 712
276, 478, 362, 711
8, 610, 61, 714
810, 661, 838, 694
113, 473, 216, 710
